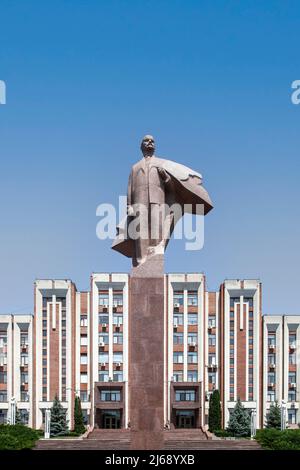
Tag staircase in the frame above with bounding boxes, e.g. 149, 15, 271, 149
163, 428, 209, 449
35, 428, 261, 450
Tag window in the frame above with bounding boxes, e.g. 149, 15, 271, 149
267, 390, 276, 402
113, 293, 123, 307
113, 333, 123, 344
21, 372, 28, 384
80, 373, 88, 384
113, 352, 123, 363
289, 353, 296, 365
173, 333, 183, 344
288, 372, 296, 384
268, 354, 275, 365
188, 352, 197, 364
21, 392, 29, 402
289, 333, 296, 348
268, 335, 276, 347
113, 314, 123, 325
0, 392, 7, 402
288, 409, 297, 425
19, 409, 29, 425
208, 316, 216, 328
208, 354, 216, 366
268, 372, 275, 385
80, 354, 88, 365
188, 313, 198, 325
188, 333, 197, 344
113, 372, 123, 382
173, 293, 184, 306
99, 293, 109, 306
0, 355, 7, 366
20, 334, 28, 346
0, 372, 7, 384
0, 335, 7, 348
99, 353, 109, 364
100, 390, 121, 401
99, 371, 109, 382
173, 352, 183, 364
0, 409, 7, 424
208, 335, 216, 346
99, 314, 109, 325
187, 292, 198, 306
99, 333, 109, 345
80, 335, 88, 346
80, 391, 89, 402
208, 372, 216, 384
173, 371, 183, 382
173, 314, 183, 326
80, 315, 88, 327
175, 390, 196, 401
21, 354, 28, 366
187, 371, 197, 382
288, 390, 296, 402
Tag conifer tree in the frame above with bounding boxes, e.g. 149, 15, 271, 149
74, 396, 86, 435
50, 395, 68, 436
227, 398, 251, 437
265, 401, 281, 429
208, 389, 222, 432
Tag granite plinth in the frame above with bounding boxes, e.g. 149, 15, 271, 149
129, 274, 165, 450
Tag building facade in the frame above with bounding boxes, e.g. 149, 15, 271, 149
0, 273, 299, 430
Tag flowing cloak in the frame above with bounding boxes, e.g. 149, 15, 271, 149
111, 157, 214, 258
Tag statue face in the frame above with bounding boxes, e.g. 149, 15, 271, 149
141, 135, 155, 155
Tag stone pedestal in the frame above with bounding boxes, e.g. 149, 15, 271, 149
129, 257, 165, 449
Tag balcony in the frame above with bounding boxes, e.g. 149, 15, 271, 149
268, 344, 275, 352
289, 343, 296, 351
289, 382, 297, 389
269, 363, 276, 370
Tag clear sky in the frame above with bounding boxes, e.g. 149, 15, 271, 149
0, 0, 299, 315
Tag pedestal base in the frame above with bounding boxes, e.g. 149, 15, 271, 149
129, 274, 165, 450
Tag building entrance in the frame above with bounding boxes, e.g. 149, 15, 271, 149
176, 410, 195, 428
99, 410, 121, 429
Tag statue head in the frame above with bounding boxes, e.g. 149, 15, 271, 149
141, 135, 155, 157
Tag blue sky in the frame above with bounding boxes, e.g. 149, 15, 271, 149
0, 0, 299, 314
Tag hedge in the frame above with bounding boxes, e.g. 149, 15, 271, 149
0, 424, 40, 450
255, 428, 300, 450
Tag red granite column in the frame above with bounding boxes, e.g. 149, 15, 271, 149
129, 257, 165, 449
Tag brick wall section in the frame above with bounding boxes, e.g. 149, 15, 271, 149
236, 304, 246, 401
49, 304, 60, 400
71, 283, 77, 429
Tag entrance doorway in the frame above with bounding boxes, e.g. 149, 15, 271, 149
100, 410, 121, 429
176, 410, 195, 428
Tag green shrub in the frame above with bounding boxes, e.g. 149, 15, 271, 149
214, 429, 231, 438
208, 390, 222, 433
256, 429, 300, 450
0, 424, 39, 450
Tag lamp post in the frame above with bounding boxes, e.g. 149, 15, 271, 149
9, 397, 16, 425
281, 400, 286, 431
44, 409, 51, 439
250, 408, 257, 439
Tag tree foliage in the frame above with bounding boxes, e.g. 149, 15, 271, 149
226, 398, 251, 437
265, 401, 281, 429
74, 396, 86, 435
208, 389, 222, 432
50, 395, 68, 437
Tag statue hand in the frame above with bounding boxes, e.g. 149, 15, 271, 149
158, 167, 170, 183
127, 205, 134, 216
